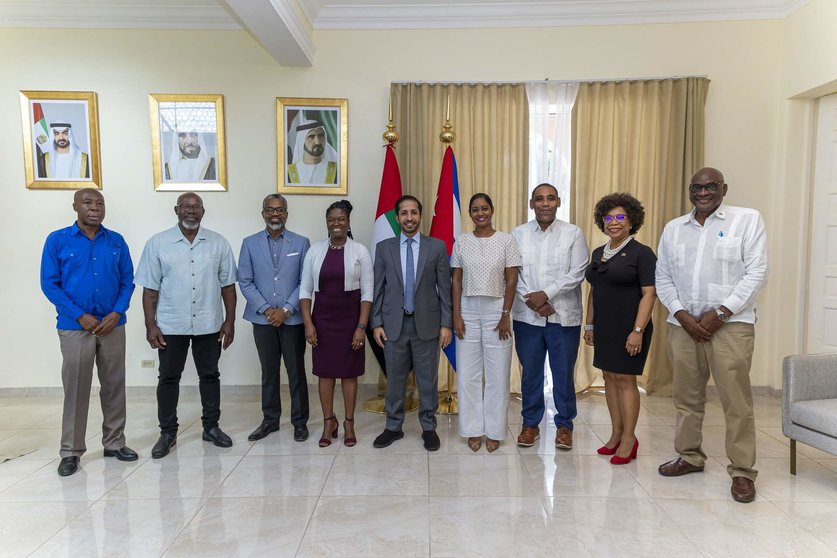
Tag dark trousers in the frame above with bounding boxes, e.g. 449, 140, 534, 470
513, 321, 580, 430
384, 315, 439, 432
157, 333, 222, 435
252, 323, 309, 426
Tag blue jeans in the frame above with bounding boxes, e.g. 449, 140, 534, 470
513, 320, 580, 430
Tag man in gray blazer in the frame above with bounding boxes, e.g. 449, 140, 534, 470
238, 194, 311, 442
372, 195, 452, 451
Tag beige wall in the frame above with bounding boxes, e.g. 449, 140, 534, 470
0, 9, 830, 388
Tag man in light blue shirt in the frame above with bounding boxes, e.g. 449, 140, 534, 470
135, 192, 237, 458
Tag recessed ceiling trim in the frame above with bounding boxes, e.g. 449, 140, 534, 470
0, 4, 242, 30
312, 0, 812, 30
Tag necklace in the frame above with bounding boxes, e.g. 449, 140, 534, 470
328, 241, 345, 250
602, 235, 632, 260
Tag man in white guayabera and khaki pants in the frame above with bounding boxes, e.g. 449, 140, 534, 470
655, 167, 768, 504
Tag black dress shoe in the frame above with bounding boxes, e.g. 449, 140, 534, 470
294, 424, 309, 442
151, 433, 177, 459
422, 430, 441, 451
248, 422, 280, 441
373, 429, 404, 448
202, 426, 233, 448
103, 446, 139, 461
57, 456, 79, 477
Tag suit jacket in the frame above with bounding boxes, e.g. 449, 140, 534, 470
371, 234, 452, 341
238, 229, 310, 326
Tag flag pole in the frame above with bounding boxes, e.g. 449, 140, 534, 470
437, 95, 458, 415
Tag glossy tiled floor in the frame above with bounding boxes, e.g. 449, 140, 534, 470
1, 386, 836, 557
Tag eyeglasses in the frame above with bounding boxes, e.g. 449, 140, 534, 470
176, 204, 204, 212
688, 182, 723, 194
263, 207, 287, 215
603, 214, 627, 223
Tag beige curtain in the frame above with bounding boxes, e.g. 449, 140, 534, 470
571, 77, 709, 396
391, 82, 529, 392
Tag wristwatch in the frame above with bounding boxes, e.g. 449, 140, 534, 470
283, 308, 292, 318
633, 326, 643, 333
715, 308, 728, 322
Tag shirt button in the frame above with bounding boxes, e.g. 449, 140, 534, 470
193, 314, 196, 317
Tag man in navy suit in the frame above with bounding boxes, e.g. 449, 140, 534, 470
239, 194, 311, 442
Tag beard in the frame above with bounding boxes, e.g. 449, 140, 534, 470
304, 144, 324, 157
54, 139, 69, 149
180, 144, 200, 159
267, 223, 284, 231
181, 219, 199, 231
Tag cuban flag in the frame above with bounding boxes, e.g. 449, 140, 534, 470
429, 145, 462, 372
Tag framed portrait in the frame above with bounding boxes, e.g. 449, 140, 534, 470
148, 93, 227, 192
19, 90, 102, 190
277, 97, 348, 195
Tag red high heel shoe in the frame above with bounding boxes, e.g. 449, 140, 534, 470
597, 442, 620, 455
610, 439, 639, 465
343, 418, 356, 447
319, 416, 338, 448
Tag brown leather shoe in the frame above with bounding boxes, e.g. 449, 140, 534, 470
658, 457, 705, 477
555, 426, 573, 450
517, 426, 540, 447
731, 477, 756, 503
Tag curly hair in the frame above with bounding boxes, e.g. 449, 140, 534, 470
593, 193, 645, 235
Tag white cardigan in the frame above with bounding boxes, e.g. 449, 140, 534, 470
299, 238, 374, 302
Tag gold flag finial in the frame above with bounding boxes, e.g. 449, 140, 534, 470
382, 96, 399, 145
439, 94, 456, 144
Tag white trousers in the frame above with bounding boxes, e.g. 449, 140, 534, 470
456, 295, 513, 440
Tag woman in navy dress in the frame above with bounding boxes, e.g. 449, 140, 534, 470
583, 193, 657, 465
300, 201, 373, 447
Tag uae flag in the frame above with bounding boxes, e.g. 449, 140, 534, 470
370, 144, 403, 262
429, 145, 462, 371
32, 102, 51, 154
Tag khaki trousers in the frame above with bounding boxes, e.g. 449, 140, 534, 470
58, 326, 127, 458
668, 322, 757, 481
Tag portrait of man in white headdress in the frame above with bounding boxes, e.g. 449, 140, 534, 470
286, 113, 339, 185
36, 122, 90, 180
164, 130, 217, 182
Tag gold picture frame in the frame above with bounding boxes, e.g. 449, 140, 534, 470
277, 97, 348, 195
19, 90, 102, 190
149, 93, 227, 192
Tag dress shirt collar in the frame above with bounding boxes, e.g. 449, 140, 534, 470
529, 219, 557, 234
171, 225, 206, 244
400, 232, 420, 246
687, 203, 728, 226
264, 228, 285, 240
70, 221, 105, 239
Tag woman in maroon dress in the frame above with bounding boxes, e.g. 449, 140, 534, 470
300, 201, 373, 447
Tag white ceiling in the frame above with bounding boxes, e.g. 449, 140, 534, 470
0, 0, 812, 65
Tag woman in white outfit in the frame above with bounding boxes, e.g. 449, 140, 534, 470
451, 193, 521, 452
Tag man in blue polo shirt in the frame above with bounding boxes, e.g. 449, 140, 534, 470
135, 192, 237, 459
40, 188, 137, 477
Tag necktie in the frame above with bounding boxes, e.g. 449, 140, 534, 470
405, 238, 415, 313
